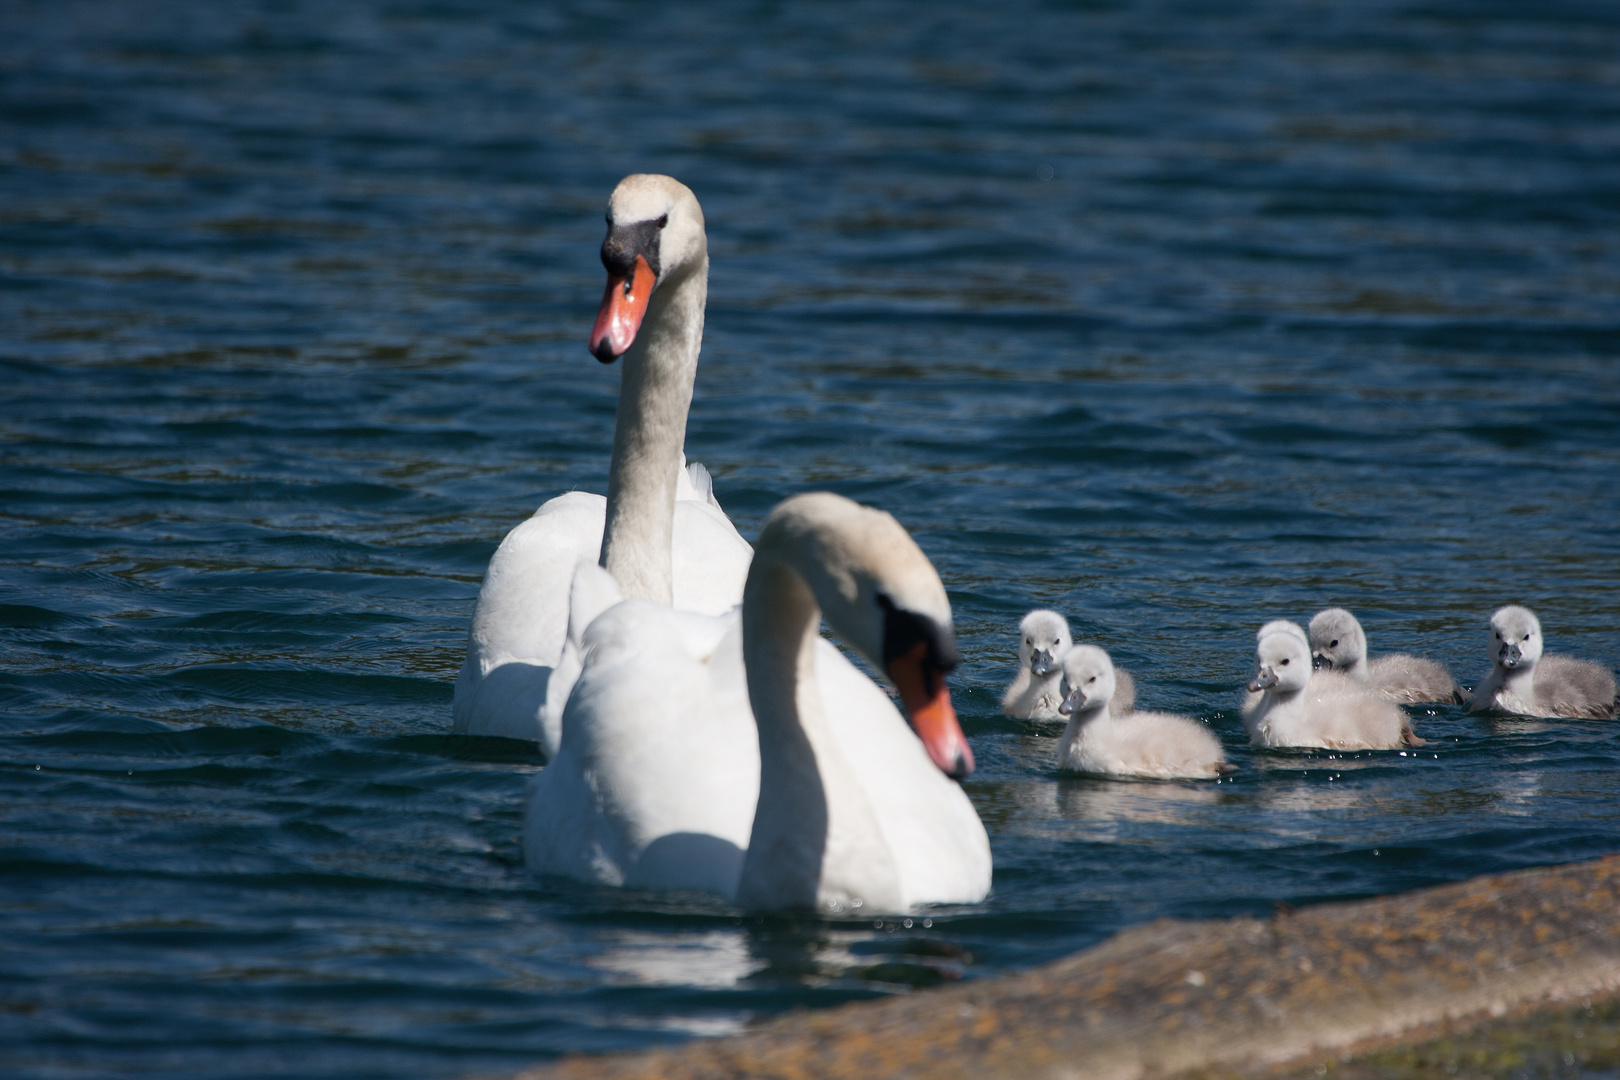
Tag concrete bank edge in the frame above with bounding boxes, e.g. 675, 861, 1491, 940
496, 855, 1620, 1080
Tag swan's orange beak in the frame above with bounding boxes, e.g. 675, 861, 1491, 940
589, 255, 656, 363
888, 641, 974, 780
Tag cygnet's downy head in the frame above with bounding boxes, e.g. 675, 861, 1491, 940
1308, 607, 1367, 672
1057, 644, 1117, 716
1018, 610, 1072, 677
1257, 619, 1309, 650
1489, 605, 1543, 671
1249, 626, 1312, 694
589, 174, 707, 362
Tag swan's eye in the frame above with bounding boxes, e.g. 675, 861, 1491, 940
1523, 633, 1532, 641
1329, 639, 1338, 648
1053, 639, 1060, 646
1024, 638, 1031, 645
656, 213, 669, 229
1280, 658, 1290, 665
1086, 676, 1096, 683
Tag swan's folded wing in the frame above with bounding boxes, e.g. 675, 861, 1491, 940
472, 491, 605, 670
526, 601, 756, 895
814, 641, 992, 908
453, 657, 554, 742
672, 499, 752, 616
566, 560, 624, 650
455, 491, 606, 740
676, 455, 718, 508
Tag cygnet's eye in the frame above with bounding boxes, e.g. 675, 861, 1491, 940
656, 213, 669, 229
1053, 639, 1060, 645
1329, 639, 1339, 648
1280, 657, 1290, 665
1086, 676, 1096, 683
1523, 633, 1532, 641
1024, 638, 1031, 645
1495, 632, 1502, 639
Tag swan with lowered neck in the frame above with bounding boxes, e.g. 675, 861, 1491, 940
1467, 605, 1617, 719
522, 492, 992, 914
453, 175, 751, 753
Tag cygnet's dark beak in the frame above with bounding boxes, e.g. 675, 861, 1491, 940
1057, 689, 1083, 716
1247, 667, 1277, 693
1030, 649, 1054, 676
1312, 651, 1330, 671
1499, 642, 1522, 668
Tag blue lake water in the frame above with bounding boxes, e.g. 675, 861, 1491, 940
3, 0, 1620, 1076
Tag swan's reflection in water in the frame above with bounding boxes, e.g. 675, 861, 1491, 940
585, 919, 964, 1005
1253, 778, 1367, 817
1054, 778, 1222, 824
589, 928, 761, 989
986, 731, 1234, 842
1491, 770, 1544, 816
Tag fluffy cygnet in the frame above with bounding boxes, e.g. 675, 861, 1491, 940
1003, 610, 1134, 719
1242, 620, 1313, 718
1467, 605, 1618, 719
1308, 607, 1462, 705
1245, 623, 1418, 751
1055, 645, 1228, 779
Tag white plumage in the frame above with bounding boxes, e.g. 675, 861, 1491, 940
1054, 645, 1227, 780
523, 493, 992, 914
1467, 605, 1617, 719
1308, 607, 1461, 705
1003, 609, 1134, 719
453, 175, 752, 753
1244, 623, 1417, 751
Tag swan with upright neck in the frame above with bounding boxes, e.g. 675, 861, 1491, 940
522, 492, 991, 913
453, 175, 751, 753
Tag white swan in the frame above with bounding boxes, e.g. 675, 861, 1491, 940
1244, 622, 1417, 750
1308, 607, 1461, 705
1054, 645, 1227, 779
1467, 605, 1617, 719
522, 493, 992, 914
1003, 609, 1134, 719
453, 175, 752, 753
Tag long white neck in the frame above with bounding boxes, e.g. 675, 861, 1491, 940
735, 553, 898, 912
599, 257, 707, 604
